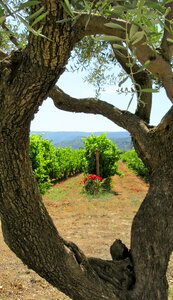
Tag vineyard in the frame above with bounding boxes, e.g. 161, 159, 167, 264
121, 150, 150, 181
29, 134, 149, 194
29, 135, 86, 193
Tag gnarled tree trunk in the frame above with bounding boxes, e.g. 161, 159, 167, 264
1, 87, 173, 300
0, 2, 131, 299
129, 126, 173, 300
0, 130, 119, 300
1, 1, 173, 299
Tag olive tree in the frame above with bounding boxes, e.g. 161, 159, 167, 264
1, 1, 173, 299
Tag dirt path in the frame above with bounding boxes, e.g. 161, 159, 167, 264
0, 162, 172, 299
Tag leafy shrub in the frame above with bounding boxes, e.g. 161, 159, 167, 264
83, 174, 103, 195
29, 135, 85, 193
82, 133, 122, 179
29, 135, 59, 193
100, 176, 112, 192
83, 174, 111, 195
121, 149, 150, 180
55, 147, 86, 179
82, 134, 122, 193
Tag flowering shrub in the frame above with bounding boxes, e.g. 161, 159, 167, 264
82, 134, 122, 193
84, 174, 102, 184
83, 174, 103, 195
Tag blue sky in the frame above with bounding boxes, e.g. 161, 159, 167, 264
31, 69, 172, 132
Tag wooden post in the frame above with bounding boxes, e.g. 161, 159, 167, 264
96, 148, 100, 176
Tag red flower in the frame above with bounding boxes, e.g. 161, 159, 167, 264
83, 177, 87, 184
83, 174, 102, 184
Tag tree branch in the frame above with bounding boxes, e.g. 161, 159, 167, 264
49, 85, 158, 168
49, 85, 149, 139
73, 13, 127, 40
1, 20, 19, 48
154, 105, 173, 133
161, 2, 173, 61
74, 13, 173, 103
131, 41, 173, 104
111, 43, 152, 124
0, 49, 8, 60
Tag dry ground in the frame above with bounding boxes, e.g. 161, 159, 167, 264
0, 162, 172, 299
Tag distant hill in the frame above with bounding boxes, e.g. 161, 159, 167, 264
30, 131, 132, 152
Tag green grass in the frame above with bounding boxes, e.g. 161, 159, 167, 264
46, 183, 114, 202
46, 187, 67, 201
82, 190, 115, 201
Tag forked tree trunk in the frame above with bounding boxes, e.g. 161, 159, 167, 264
128, 128, 173, 300
0, 130, 117, 300
0, 111, 173, 300
0, 45, 173, 299
0, 1, 173, 297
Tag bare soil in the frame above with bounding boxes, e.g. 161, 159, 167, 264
0, 162, 173, 299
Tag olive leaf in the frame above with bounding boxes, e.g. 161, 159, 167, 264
104, 22, 125, 31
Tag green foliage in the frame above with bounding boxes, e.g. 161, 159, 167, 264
70, 36, 116, 96
55, 146, 86, 179
83, 174, 112, 196
0, 0, 49, 51
0, 0, 169, 96
83, 133, 122, 179
29, 134, 85, 193
69, 0, 170, 96
29, 134, 59, 193
83, 174, 103, 195
121, 149, 150, 180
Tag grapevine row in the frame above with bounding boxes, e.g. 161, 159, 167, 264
29, 134, 85, 193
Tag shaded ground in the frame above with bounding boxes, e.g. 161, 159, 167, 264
0, 162, 172, 299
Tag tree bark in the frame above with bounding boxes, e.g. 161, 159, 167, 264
49, 86, 173, 299
0, 2, 135, 299
129, 170, 173, 299
130, 123, 173, 299
1, 1, 173, 299
2, 83, 173, 299
0, 131, 124, 300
